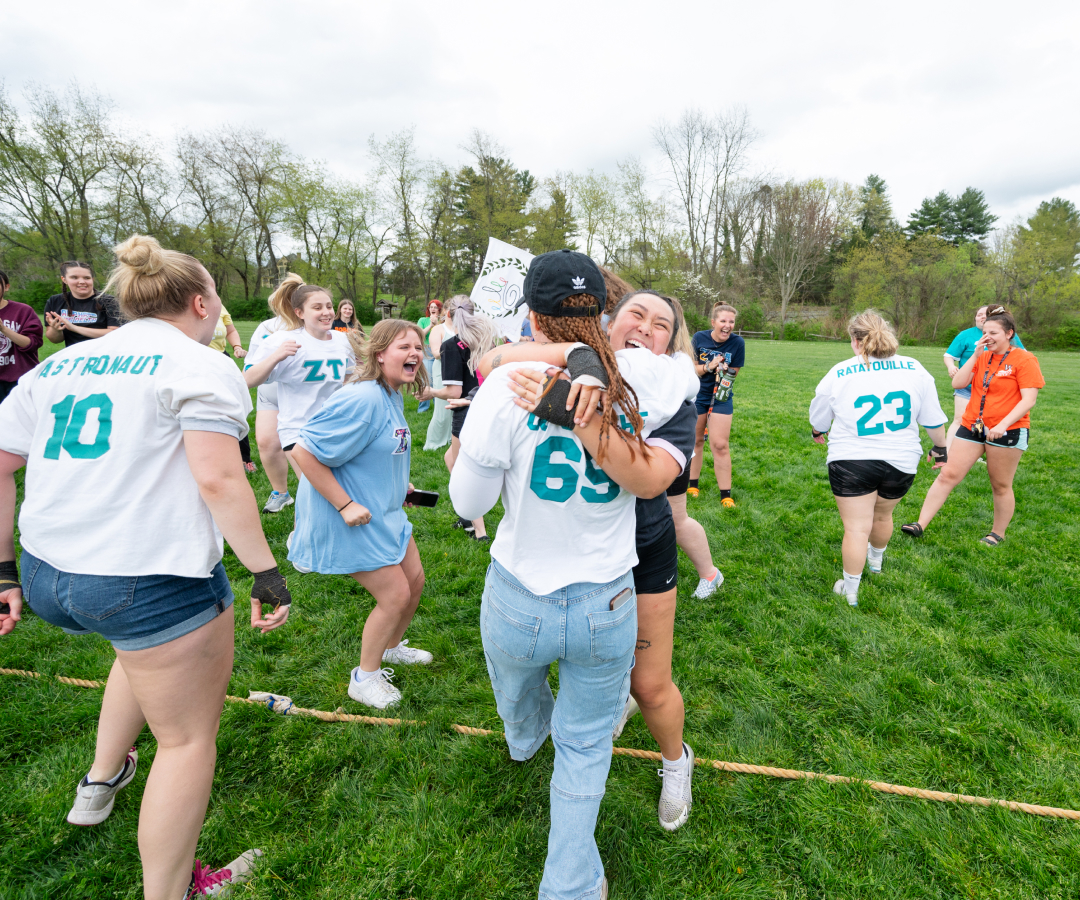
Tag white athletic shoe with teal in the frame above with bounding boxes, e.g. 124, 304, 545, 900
834, 579, 858, 607
382, 640, 433, 665
348, 667, 401, 709
66, 748, 138, 825
866, 543, 883, 574
692, 568, 724, 599
262, 491, 293, 514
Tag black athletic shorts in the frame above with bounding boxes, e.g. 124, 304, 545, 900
666, 463, 691, 497
281, 442, 296, 452
0, 381, 16, 405
827, 459, 915, 500
633, 515, 678, 594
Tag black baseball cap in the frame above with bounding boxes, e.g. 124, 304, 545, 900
514, 249, 606, 318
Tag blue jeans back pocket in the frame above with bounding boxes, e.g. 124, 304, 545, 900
588, 597, 637, 662
483, 591, 541, 661
68, 574, 138, 621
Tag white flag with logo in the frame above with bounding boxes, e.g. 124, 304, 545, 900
469, 237, 534, 341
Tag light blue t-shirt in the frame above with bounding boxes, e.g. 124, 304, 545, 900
946, 326, 1024, 367
290, 380, 413, 574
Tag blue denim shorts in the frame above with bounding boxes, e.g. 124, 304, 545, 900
21, 551, 234, 651
695, 393, 733, 416
953, 386, 972, 400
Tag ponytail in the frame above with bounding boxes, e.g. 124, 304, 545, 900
983, 305, 1018, 341
848, 311, 899, 362
268, 273, 304, 329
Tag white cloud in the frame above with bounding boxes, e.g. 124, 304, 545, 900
5, 0, 1079, 226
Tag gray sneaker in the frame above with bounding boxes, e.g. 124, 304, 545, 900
186, 849, 263, 897
262, 491, 293, 514
657, 742, 694, 831
66, 748, 138, 825
692, 569, 724, 599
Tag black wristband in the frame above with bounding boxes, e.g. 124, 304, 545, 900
929, 444, 948, 463
532, 377, 577, 429
338, 499, 353, 512
812, 429, 826, 439
251, 566, 292, 609
0, 559, 19, 616
566, 345, 608, 388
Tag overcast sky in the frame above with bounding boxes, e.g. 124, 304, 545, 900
6, 0, 1079, 230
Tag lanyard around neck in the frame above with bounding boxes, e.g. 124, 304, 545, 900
977, 348, 1012, 420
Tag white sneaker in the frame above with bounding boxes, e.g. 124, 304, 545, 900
286, 531, 312, 574
347, 667, 401, 709
833, 579, 858, 607
66, 748, 138, 826
262, 491, 293, 514
657, 742, 694, 831
186, 849, 263, 897
382, 640, 433, 665
866, 542, 883, 574
613, 694, 640, 740
692, 568, 724, 599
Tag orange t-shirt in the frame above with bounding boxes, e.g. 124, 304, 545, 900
962, 347, 1045, 430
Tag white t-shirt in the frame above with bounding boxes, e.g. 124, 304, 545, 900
0, 318, 251, 577
809, 354, 948, 473
246, 316, 289, 359
457, 349, 694, 595
245, 329, 356, 446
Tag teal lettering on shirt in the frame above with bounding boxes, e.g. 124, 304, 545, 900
302, 360, 326, 382
130, 356, 150, 375
39, 360, 54, 378
325, 359, 345, 380
65, 357, 84, 376
109, 356, 132, 374
148, 355, 163, 375
80, 357, 99, 375
526, 413, 548, 432
618, 410, 648, 433
91, 356, 111, 375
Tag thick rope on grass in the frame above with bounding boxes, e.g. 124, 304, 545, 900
3, 666, 1077, 821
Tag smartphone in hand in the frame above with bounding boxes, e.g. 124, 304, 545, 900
404, 489, 440, 507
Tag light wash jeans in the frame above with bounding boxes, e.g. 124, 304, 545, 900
481, 560, 637, 900
418, 356, 434, 412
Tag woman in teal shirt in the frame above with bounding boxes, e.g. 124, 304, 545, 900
943, 305, 1024, 447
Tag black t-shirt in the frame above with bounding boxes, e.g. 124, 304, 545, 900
692, 331, 746, 397
44, 292, 121, 347
635, 400, 698, 546
440, 336, 480, 429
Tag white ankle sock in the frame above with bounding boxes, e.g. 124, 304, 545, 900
662, 745, 687, 768
842, 571, 862, 595
867, 544, 886, 562
354, 667, 380, 682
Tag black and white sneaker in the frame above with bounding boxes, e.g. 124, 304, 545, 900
452, 516, 475, 532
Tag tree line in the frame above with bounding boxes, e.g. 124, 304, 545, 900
1, 81, 1077, 345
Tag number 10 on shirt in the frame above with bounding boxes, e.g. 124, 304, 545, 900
44, 393, 113, 459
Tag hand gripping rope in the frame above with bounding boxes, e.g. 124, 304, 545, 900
2, 666, 1078, 821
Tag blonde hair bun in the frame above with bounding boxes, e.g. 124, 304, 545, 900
114, 234, 165, 276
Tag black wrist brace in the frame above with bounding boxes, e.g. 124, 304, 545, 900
252, 566, 292, 610
533, 378, 577, 429
929, 445, 948, 464
566, 345, 608, 388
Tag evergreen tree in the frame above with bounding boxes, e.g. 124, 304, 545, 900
1018, 197, 1080, 273
905, 190, 954, 238
855, 174, 895, 239
951, 186, 997, 243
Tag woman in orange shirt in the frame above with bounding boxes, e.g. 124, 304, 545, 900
903, 307, 1044, 546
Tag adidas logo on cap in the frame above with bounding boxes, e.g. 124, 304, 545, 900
571, 276, 586, 290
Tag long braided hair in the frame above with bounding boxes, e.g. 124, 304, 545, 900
533, 294, 648, 464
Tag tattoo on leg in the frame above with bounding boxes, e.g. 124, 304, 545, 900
636, 639, 652, 650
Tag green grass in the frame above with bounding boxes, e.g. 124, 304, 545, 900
2, 330, 1079, 898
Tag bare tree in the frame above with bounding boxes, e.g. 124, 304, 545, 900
653, 107, 755, 283
763, 179, 851, 336
0, 81, 117, 265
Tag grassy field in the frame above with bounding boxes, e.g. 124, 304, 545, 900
1, 327, 1079, 899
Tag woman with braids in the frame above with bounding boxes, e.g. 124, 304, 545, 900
809, 312, 948, 605
451, 251, 693, 899
428, 294, 503, 540
903, 306, 1043, 547
477, 285, 704, 833
289, 319, 435, 709
0, 235, 292, 899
